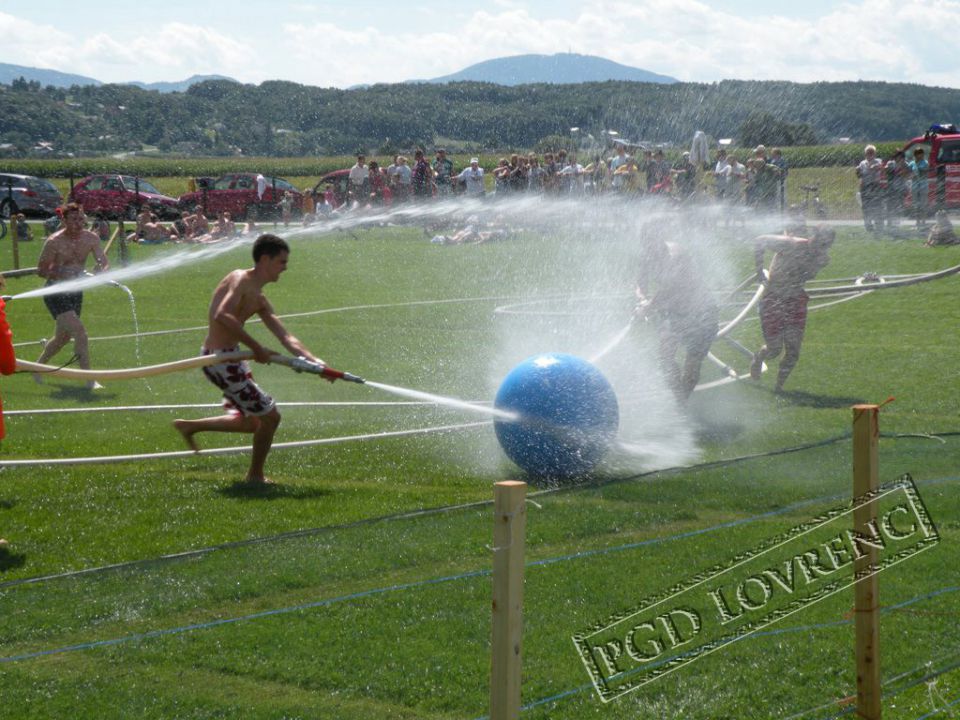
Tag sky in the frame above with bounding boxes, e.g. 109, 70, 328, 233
2, 0, 959, 89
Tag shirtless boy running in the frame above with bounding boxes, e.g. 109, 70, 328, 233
35, 203, 110, 389
635, 235, 719, 401
750, 226, 835, 392
173, 234, 325, 485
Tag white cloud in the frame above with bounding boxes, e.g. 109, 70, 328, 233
594, 0, 960, 86
275, 0, 960, 88
4, 1, 960, 88
71, 24, 247, 81
0, 12, 73, 70
0, 13, 247, 83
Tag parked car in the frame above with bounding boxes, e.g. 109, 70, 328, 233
69, 174, 179, 220
899, 123, 960, 210
0, 173, 63, 219
312, 169, 351, 208
178, 173, 303, 219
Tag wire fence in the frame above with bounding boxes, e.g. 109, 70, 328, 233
1, 434, 956, 718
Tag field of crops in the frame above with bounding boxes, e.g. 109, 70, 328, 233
0, 141, 908, 180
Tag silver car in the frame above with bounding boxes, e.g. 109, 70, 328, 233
0, 173, 63, 219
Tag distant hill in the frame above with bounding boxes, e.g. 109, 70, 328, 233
0, 62, 100, 88
418, 53, 678, 86
128, 74, 239, 93
1, 76, 956, 158
0, 63, 237, 92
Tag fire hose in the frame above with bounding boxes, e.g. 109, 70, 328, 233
16, 351, 365, 384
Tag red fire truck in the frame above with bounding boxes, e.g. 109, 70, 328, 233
900, 123, 960, 209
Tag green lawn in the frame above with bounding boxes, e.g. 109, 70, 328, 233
0, 207, 958, 719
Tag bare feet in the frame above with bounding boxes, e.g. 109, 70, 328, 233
243, 476, 274, 486
173, 420, 200, 452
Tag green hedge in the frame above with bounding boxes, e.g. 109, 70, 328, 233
0, 142, 910, 181
0, 156, 353, 179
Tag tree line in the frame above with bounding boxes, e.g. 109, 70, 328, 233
1, 76, 957, 159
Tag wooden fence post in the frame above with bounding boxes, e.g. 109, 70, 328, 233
852, 404, 881, 719
490, 480, 526, 720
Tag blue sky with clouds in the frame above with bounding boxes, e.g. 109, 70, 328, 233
3, 0, 957, 88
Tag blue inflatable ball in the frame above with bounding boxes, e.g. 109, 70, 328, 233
493, 353, 619, 479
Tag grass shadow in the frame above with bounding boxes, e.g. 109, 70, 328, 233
695, 419, 747, 444
0, 499, 16, 510
773, 388, 866, 409
880, 226, 923, 241
48, 384, 118, 403
0, 548, 27, 572
216, 482, 332, 501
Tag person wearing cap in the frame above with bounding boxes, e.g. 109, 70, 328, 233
456, 158, 485, 196
433, 149, 454, 197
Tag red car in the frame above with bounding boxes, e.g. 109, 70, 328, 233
178, 173, 303, 219
69, 174, 179, 220
312, 169, 352, 208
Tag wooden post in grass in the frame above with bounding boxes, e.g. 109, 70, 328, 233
490, 480, 526, 720
11, 218, 19, 270
852, 404, 881, 720
102, 223, 121, 257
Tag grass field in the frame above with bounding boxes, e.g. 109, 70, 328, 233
0, 200, 958, 719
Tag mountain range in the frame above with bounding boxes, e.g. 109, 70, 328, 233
0, 62, 236, 92
2, 53, 675, 91
0, 62, 101, 88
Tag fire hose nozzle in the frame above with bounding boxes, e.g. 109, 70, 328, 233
338, 371, 366, 384
284, 355, 365, 384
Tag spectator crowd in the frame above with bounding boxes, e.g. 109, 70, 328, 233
325, 144, 791, 214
